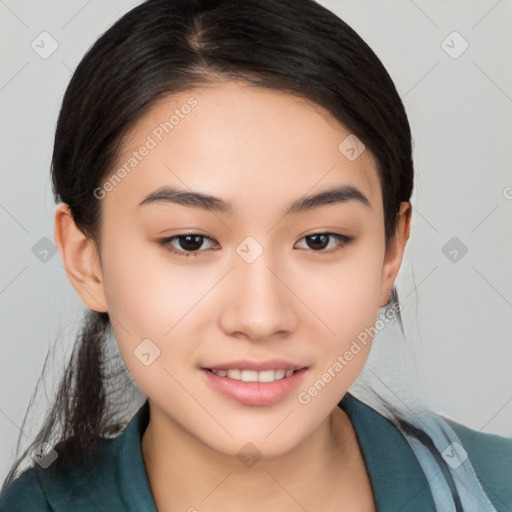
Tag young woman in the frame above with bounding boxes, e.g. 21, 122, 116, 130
1, 0, 510, 510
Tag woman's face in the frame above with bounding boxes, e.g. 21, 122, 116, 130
64, 81, 408, 457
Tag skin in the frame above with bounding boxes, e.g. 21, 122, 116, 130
54, 80, 411, 511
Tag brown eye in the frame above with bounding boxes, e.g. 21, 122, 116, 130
159, 233, 218, 257
295, 233, 354, 254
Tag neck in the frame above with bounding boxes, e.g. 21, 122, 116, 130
141, 402, 374, 512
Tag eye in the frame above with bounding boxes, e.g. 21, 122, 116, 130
159, 233, 218, 257
294, 233, 354, 254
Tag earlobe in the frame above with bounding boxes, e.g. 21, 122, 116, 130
378, 202, 412, 308
54, 203, 108, 313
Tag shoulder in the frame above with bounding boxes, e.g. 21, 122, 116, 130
445, 418, 512, 511
0, 466, 49, 511
0, 437, 119, 512
0, 408, 150, 512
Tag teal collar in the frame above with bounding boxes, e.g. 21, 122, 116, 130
339, 393, 437, 510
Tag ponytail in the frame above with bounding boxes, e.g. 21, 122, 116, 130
1, 310, 132, 488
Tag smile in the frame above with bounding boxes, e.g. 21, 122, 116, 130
202, 366, 308, 405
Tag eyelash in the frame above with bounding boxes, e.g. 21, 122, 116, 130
159, 232, 354, 258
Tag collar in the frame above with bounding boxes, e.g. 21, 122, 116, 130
339, 393, 437, 510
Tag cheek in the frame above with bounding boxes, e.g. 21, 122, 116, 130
295, 238, 385, 393
101, 229, 209, 333
101, 240, 165, 335
297, 238, 384, 340
99, 234, 206, 393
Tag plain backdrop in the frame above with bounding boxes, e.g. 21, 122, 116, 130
1, 0, 511, 483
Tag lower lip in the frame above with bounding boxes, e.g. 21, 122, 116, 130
201, 368, 308, 406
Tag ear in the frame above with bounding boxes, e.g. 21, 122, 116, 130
378, 202, 412, 308
54, 203, 108, 312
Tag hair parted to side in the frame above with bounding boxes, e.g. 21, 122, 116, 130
2, 1, 462, 509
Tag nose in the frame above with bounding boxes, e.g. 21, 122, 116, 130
218, 250, 298, 342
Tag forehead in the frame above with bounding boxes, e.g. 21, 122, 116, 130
106, 81, 381, 216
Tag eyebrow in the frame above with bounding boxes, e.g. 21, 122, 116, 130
137, 184, 371, 216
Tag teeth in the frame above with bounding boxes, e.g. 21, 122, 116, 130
241, 370, 258, 382
227, 369, 241, 380
210, 368, 296, 382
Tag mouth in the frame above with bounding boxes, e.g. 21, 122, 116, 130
200, 363, 308, 406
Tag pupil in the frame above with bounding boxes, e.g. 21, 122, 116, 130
308, 234, 328, 250
180, 235, 202, 251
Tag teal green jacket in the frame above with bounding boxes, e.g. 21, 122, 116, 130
1, 393, 510, 511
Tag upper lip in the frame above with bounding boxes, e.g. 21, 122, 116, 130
202, 359, 307, 372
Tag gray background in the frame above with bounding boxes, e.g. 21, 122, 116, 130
1, 0, 511, 483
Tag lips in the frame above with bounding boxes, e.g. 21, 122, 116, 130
200, 360, 308, 405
